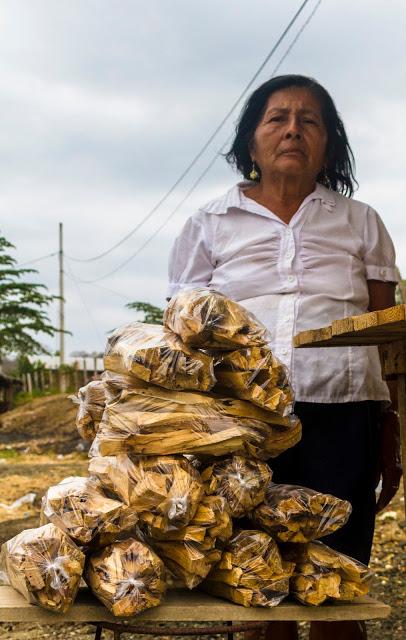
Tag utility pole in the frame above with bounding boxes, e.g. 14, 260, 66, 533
59, 222, 65, 365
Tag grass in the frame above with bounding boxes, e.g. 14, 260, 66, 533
12, 388, 72, 408
0, 448, 19, 459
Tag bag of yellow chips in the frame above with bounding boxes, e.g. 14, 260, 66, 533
164, 288, 269, 350
90, 383, 301, 460
105, 321, 215, 392
144, 495, 232, 589
250, 483, 351, 543
71, 380, 106, 441
202, 529, 294, 607
0, 524, 84, 613
41, 476, 138, 548
86, 538, 166, 617
282, 541, 373, 605
89, 454, 203, 533
214, 346, 293, 416
201, 455, 273, 518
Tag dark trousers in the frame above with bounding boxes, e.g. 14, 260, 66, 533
270, 401, 380, 565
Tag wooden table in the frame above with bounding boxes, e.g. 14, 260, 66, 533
294, 303, 406, 515
0, 586, 391, 638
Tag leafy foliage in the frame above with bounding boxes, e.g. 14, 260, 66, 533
0, 234, 60, 358
126, 301, 164, 325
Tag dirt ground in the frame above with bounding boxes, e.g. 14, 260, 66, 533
0, 396, 404, 639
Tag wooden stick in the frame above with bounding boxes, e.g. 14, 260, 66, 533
397, 373, 406, 518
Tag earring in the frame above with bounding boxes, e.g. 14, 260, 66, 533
321, 166, 332, 189
249, 162, 259, 181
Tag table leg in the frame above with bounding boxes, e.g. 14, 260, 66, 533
227, 620, 233, 640
397, 373, 406, 518
94, 624, 102, 640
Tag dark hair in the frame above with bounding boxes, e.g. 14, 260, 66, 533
226, 74, 357, 197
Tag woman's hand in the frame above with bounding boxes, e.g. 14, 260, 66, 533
375, 409, 402, 513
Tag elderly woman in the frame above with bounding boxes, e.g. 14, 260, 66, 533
168, 75, 401, 640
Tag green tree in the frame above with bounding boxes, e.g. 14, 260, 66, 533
0, 234, 60, 358
126, 301, 164, 324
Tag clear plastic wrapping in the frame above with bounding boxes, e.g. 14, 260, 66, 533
144, 495, 232, 589
90, 384, 301, 460
201, 455, 273, 518
0, 524, 84, 613
71, 380, 106, 441
250, 484, 352, 543
164, 288, 269, 350
214, 346, 293, 416
88, 454, 203, 533
202, 529, 294, 607
105, 321, 216, 392
85, 538, 166, 617
282, 541, 373, 605
41, 476, 138, 548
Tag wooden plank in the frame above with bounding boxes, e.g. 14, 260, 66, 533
0, 586, 391, 623
294, 305, 406, 349
397, 374, 406, 518
380, 340, 406, 377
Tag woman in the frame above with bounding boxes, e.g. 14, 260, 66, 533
167, 75, 401, 640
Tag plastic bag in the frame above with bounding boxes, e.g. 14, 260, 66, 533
202, 529, 294, 607
144, 495, 232, 589
201, 455, 273, 518
89, 454, 203, 532
282, 541, 373, 605
214, 346, 293, 416
86, 538, 166, 617
41, 476, 138, 548
250, 483, 352, 543
164, 288, 269, 350
105, 321, 216, 392
70, 380, 106, 441
0, 523, 84, 613
90, 384, 301, 460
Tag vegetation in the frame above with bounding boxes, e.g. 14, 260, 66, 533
0, 234, 61, 358
126, 301, 164, 324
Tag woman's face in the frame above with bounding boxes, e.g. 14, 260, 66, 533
250, 86, 328, 183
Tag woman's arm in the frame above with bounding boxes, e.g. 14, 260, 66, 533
367, 279, 402, 512
167, 214, 214, 300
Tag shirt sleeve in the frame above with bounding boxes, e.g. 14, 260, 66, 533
363, 207, 399, 283
167, 212, 215, 298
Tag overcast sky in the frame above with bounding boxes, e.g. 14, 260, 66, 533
1, 0, 406, 356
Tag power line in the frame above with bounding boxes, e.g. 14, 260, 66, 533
71, 143, 226, 284
70, 0, 323, 285
270, 0, 322, 76
66, 0, 312, 264
64, 261, 104, 345
16, 252, 58, 268
68, 274, 133, 301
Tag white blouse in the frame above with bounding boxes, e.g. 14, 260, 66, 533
167, 182, 398, 403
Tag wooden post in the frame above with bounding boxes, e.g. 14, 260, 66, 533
397, 375, 406, 510
39, 369, 45, 391
26, 373, 32, 395
83, 358, 87, 385
73, 369, 79, 392
49, 369, 55, 390
33, 370, 39, 392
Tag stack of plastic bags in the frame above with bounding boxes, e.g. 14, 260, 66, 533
0, 288, 374, 616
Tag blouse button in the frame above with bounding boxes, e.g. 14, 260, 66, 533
380, 268, 387, 277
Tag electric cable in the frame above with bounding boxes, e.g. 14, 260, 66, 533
64, 261, 104, 345
70, 0, 323, 285
16, 252, 58, 268
66, 0, 312, 264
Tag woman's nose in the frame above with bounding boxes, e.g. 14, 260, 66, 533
284, 117, 301, 139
